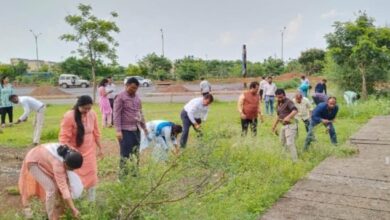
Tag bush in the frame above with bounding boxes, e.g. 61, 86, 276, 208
275, 78, 300, 90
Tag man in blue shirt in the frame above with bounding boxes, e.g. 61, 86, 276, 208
314, 79, 327, 94
304, 97, 339, 150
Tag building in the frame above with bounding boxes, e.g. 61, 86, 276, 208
10, 58, 58, 71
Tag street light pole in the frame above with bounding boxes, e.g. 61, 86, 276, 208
30, 30, 42, 70
160, 28, 165, 57
281, 26, 286, 62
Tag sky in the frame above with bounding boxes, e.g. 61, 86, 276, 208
0, 0, 389, 66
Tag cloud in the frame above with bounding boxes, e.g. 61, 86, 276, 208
285, 14, 303, 44
321, 9, 340, 19
218, 31, 235, 46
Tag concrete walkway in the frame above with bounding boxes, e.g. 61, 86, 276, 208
261, 116, 390, 220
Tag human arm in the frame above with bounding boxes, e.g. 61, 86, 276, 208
139, 101, 148, 135
92, 111, 103, 157
59, 112, 74, 146
271, 116, 280, 134
19, 101, 30, 121
113, 95, 123, 140
237, 94, 246, 119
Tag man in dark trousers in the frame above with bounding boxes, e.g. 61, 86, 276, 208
114, 77, 148, 179
180, 94, 213, 148
304, 97, 339, 151
237, 81, 262, 136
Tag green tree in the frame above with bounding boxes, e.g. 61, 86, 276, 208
60, 57, 91, 79
175, 56, 206, 81
325, 12, 390, 99
285, 59, 303, 73
60, 4, 120, 101
263, 57, 285, 75
138, 53, 172, 80
298, 48, 325, 75
126, 64, 147, 76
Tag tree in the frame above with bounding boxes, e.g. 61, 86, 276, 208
325, 12, 390, 99
175, 56, 207, 81
138, 53, 172, 80
126, 64, 147, 76
60, 4, 120, 102
60, 57, 91, 79
263, 57, 285, 75
298, 48, 325, 75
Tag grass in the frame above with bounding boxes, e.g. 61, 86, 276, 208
1, 97, 389, 219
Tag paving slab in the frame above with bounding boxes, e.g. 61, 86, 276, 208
260, 115, 390, 220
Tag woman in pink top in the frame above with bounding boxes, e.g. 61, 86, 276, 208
98, 78, 113, 127
19, 144, 83, 219
59, 95, 103, 201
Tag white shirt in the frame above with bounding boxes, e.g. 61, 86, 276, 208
106, 83, 116, 99
145, 120, 177, 150
263, 82, 277, 97
292, 97, 312, 120
200, 80, 211, 93
18, 96, 44, 121
259, 79, 267, 90
184, 97, 209, 124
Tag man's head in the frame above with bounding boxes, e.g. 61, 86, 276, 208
327, 97, 337, 109
9, 94, 19, 104
301, 75, 306, 80
200, 77, 205, 81
125, 77, 140, 95
261, 76, 266, 80
202, 94, 214, 106
249, 81, 259, 94
267, 76, 273, 83
295, 92, 303, 103
322, 79, 327, 84
275, 89, 286, 102
356, 93, 361, 100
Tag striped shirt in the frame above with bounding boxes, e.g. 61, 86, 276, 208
113, 90, 146, 132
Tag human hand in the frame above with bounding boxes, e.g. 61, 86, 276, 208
71, 207, 80, 218
15, 119, 22, 124
322, 119, 330, 125
116, 132, 123, 141
283, 117, 291, 124
194, 124, 201, 130
240, 113, 246, 119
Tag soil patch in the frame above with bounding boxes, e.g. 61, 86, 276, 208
0, 147, 29, 215
158, 84, 191, 93
29, 86, 71, 97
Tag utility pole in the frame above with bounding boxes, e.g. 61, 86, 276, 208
281, 26, 286, 62
242, 44, 247, 89
30, 30, 42, 70
160, 28, 164, 57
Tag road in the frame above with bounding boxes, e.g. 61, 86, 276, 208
14, 84, 244, 104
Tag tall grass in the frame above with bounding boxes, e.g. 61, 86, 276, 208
1, 97, 389, 219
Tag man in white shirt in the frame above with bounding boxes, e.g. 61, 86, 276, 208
263, 76, 277, 115
180, 94, 214, 148
140, 120, 183, 160
9, 95, 45, 145
106, 76, 116, 125
292, 92, 313, 132
199, 77, 211, 96
259, 76, 267, 101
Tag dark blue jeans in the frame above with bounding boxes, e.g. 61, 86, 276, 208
304, 121, 337, 151
180, 110, 201, 148
265, 95, 274, 115
119, 130, 140, 179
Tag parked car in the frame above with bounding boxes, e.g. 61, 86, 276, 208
58, 74, 90, 88
123, 76, 152, 87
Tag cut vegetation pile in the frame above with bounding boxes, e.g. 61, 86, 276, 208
158, 84, 191, 93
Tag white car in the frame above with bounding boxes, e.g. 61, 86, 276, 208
58, 74, 90, 88
123, 76, 152, 87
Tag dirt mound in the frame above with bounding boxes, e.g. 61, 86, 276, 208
30, 86, 71, 96
274, 72, 303, 81
158, 85, 190, 93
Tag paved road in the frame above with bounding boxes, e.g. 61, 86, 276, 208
14, 84, 244, 104
260, 116, 390, 220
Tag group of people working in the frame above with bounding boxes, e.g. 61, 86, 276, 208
0, 74, 360, 219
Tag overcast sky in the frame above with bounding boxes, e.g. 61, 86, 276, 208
0, 0, 389, 65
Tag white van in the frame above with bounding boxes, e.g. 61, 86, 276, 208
58, 74, 90, 88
